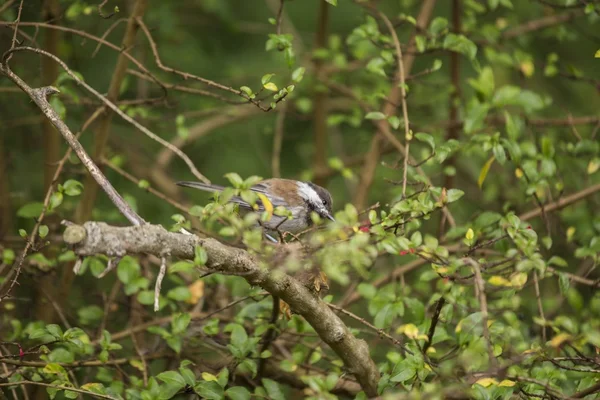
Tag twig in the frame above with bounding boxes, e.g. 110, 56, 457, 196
97, 0, 117, 18
257, 295, 280, 377
154, 256, 167, 311
519, 182, 600, 221
0, 381, 116, 400
377, 10, 411, 198
5, 0, 24, 63
136, 18, 288, 112
327, 303, 410, 353
101, 157, 189, 214
466, 258, 497, 369
274, 0, 284, 35
5, 46, 209, 184
533, 271, 547, 342
0, 0, 16, 15
423, 297, 446, 353
92, 18, 127, 57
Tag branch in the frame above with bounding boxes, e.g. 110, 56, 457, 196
0, 61, 144, 226
63, 222, 380, 396
519, 182, 600, 221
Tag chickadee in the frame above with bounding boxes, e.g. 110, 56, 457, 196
176, 179, 335, 238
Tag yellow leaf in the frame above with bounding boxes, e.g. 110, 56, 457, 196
520, 60, 534, 77
81, 383, 105, 392
510, 272, 528, 287
499, 380, 516, 387
550, 333, 571, 348
201, 372, 218, 382
455, 319, 463, 333
465, 228, 474, 241
595, 49, 600, 58
566, 226, 576, 242
488, 275, 511, 287
474, 378, 498, 388
129, 360, 144, 371
187, 280, 205, 304
263, 82, 278, 91
587, 159, 600, 175
426, 347, 436, 354
478, 156, 495, 188
496, 18, 508, 29
257, 193, 274, 217
397, 323, 419, 339
515, 168, 523, 179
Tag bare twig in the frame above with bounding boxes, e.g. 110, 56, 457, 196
423, 297, 446, 353
377, 9, 411, 198
0, 381, 116, 400
519, 182, 600, 221
97, 0, 117, 18
467, 258, 497, 369
6, 0, 24, 63
154, 256, 167, 311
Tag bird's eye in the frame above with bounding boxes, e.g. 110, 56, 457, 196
322, 199, 327, 206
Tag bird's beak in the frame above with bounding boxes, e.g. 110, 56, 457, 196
325, 213, 335, 222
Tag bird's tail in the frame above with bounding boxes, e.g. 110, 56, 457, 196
176, 181, 225, 193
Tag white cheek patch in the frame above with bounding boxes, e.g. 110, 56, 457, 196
296, 182, 323, 206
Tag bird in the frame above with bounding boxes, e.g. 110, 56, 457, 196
176, 178, 335, 240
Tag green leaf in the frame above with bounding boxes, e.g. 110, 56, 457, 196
414, 132, 435, 150
443, 33, 477, 60
117, 256, 139, 285
46, 324, 63, 339
446, 189, 465, 203
195, 381, 225, 400
169, 261, 195, 274
2, 249, 15, 264
38, 225, 49, 239
17, 202, 45, 218
261, 74, 274, 85
226, 386, 251, 400
492, 143, 506, 164
172, 313, 191, 334
324, 0, 337, 5
365, 111, 386, 120
229, 324, 248, 348
261, 379, 285, 400
62, 179, 83, 196
224, 173, 243, 187
157, 371, 186, 388
167, 286, 191, 302
137, 290, 155, 305
194, 245, 208, 265
48, 348, 75, 363
291, 67, 305, 83
49, 192, 63, 210
429, 17, 448, 35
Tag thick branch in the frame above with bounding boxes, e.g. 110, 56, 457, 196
64, 222, 380, 396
